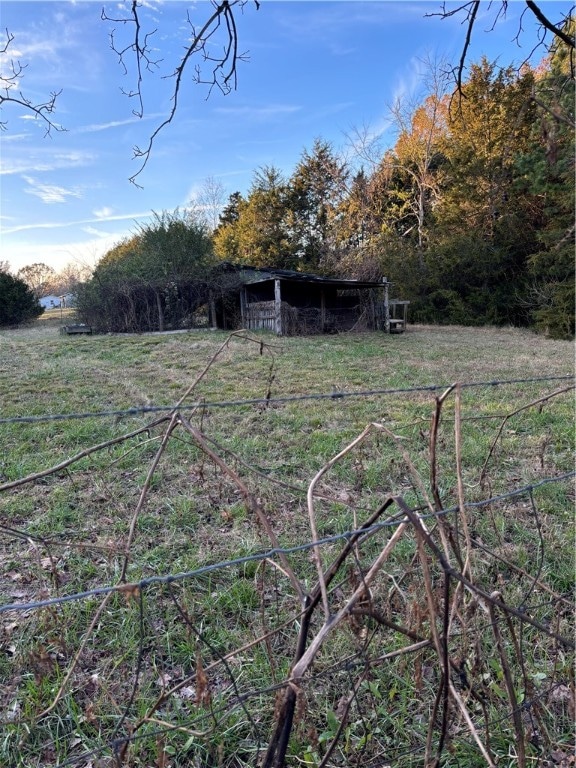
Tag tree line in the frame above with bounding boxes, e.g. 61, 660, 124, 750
211, 47, 574, 338
73, 43, 576, 339
4, 36, 573, 338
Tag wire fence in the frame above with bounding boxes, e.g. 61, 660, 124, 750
0, 373, 572, 425
0, 346, 574, 768
1, 471, 573, 618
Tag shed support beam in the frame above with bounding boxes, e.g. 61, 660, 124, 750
383, 278, 390, 333
240, 286, 247, 329
274, 279, 282, 336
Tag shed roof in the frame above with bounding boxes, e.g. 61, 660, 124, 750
228, 265, 388, 290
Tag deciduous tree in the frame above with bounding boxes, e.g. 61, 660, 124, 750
17, 263, 56, 299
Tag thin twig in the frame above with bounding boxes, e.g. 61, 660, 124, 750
488, 592, 526, 768
480, 386, 574, 483
307, 422, 384, 621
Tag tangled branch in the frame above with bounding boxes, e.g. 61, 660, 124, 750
102, 0, 259, 186
428, 1, 575, 95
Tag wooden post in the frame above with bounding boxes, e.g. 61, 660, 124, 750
155, 289, 164, 332
383, 278, 390, 333
208, 291, 216, 329
274, 279, 282, 336
239, 286, 247, 329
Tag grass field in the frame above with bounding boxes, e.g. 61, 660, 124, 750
0, 317, 574, 767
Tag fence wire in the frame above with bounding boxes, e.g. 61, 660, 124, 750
0, 373, 572, 425
1, 470, 573, 617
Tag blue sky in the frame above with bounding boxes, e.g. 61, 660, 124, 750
1, 1, 572, 274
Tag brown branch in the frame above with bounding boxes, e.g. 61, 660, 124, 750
396, 497, 575, 649
178, 413, 305, 604
0, 28, 64, 135
35, 592, 114, 720
430, 385, 456, 510
456, 0, 480, 94
103, 1, 255, 186
172, 329, 274, 411
488, 593, 526, 768
525, 0, 575, 49
480, 385, 574, 483
307, 422, 386, 621
0, 417, 168, 493
289, 521, 407, 681
120, 413, 180, 582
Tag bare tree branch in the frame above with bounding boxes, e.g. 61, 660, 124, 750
102, 0, 258, 186
428, 2, 575, 98
525, 0, 575, 50
0, 28, 64, 135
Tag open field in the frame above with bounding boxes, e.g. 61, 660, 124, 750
0, 320, 574, 767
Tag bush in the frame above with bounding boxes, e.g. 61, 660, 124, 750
76, 210, 222, 333
0, 272, 44, 326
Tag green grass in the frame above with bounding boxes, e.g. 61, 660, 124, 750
0, 321, 574, 767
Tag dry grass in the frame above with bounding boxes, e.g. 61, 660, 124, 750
0, 321, 574, 767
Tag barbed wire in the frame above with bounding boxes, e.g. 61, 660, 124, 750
0, 374, 572, 425
1, 470, 572, 616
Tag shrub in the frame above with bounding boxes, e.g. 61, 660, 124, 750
0, 272, 44, 327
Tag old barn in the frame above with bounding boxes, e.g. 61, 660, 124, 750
213, 267, 408, 336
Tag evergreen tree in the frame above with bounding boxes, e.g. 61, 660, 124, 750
520, 25, 575, 338
227, 166, 295, 268
0, 272, 44, 326
427, 59, 539, 324
213, 191, 245, 262
287, 139, 349, 272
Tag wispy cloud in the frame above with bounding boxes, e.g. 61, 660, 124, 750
23, 175, 83, 204
3, 36, 61, 62
3, 211, 154, 236
77, 118, 141, 133
82, 225, 112, 238
349, 54, 435, 162
93, 206, 114, 219
0, 150, 95, 176
268, 2, 432, 50
0, 132, 30, 142
76, 113, 165, 133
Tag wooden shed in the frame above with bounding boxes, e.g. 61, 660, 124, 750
213, 268, 408, 336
